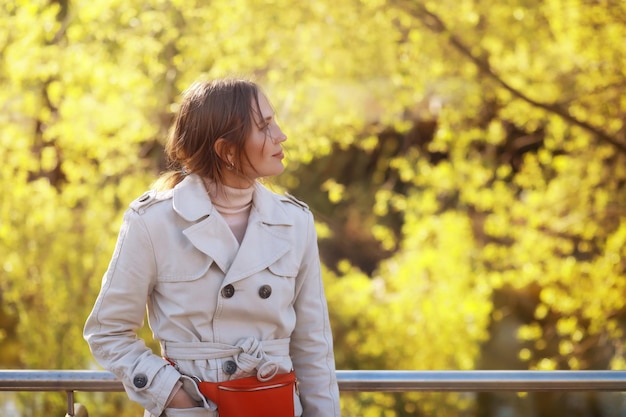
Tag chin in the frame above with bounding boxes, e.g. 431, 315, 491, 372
266, 164, 285, 177
275, 165, 286, 175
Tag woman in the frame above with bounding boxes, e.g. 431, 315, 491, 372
84, 78, 341, 417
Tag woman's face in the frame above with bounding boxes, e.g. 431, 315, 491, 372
218, 92, 287, 189
241, 93, 287, 180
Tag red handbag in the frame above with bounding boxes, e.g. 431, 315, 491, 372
197, 371, 296, 417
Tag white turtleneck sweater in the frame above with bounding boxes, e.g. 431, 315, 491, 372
207, 182, 254, 244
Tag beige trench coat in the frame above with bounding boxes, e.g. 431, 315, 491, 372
84, 174, 340, 417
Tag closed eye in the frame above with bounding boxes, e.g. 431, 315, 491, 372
259, 115, 274, 131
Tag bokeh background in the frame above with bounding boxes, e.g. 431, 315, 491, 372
1, 0, 626, 416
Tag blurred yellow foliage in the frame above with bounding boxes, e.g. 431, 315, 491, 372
1, 0, 625, 416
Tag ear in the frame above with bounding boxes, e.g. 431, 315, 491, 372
214, 138, 234, 165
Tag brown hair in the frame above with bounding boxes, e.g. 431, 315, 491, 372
153, 78, 263, 190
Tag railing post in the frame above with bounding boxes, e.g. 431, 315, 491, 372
64, 391, 88, 417
65, 391, 75, 417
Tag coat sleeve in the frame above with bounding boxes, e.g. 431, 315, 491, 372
83, 209, 181, 416
290, 210, 341, 417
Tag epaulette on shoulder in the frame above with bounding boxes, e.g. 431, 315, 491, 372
283, 192, 310, 211
129, 189, 172, 214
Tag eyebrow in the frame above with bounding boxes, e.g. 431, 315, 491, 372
260, 113, 274, 125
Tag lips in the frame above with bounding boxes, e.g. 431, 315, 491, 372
273, 151, 284, 159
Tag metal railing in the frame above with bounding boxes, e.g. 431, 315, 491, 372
2, 370, 626, 416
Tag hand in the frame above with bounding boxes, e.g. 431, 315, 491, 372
167, 387, 200, 409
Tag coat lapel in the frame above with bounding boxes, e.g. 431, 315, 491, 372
223, 182, 294, 284
173, 175, 240, 274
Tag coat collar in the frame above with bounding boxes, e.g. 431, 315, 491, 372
172, 174, 294, 227
171, 175, 293, 280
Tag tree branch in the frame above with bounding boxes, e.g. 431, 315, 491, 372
398, 1, 626, 154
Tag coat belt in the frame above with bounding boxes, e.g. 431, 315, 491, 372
160, 337, 291, 381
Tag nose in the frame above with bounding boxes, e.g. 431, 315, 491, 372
273, 125, 287, 143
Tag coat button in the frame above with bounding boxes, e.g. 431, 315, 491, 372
258, 285, 272, 299
133, 374, 148, 388
221, 284, 235, 298
223, 360, 237, 375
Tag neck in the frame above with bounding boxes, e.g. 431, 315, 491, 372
220, 171, 255, 189
203, 179, 254, 244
